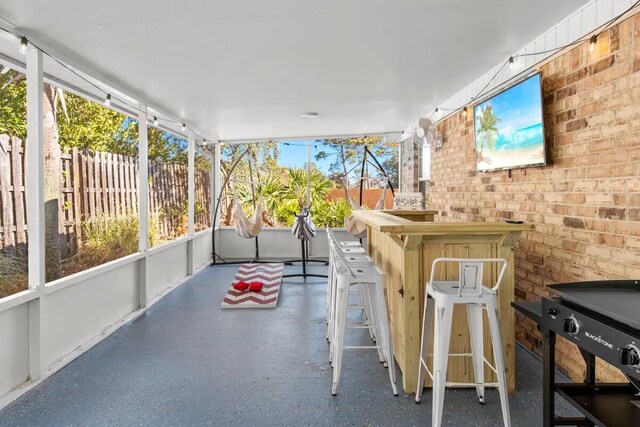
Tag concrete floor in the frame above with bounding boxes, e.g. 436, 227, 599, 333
0, 264, 576, 426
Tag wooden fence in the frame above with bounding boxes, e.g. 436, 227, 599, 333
0, 135, 212, 258
327, 188, 394, 210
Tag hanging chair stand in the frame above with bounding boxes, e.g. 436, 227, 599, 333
343, 145, 396, 243
282, 210, 328, 279
211, 148, 273, 265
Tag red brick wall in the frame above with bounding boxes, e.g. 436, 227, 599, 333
430, 14, 640, 382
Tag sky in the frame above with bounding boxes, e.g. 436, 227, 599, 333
473, 73, 543, 136
223, 139, 394, 179
277, 139, 335, 173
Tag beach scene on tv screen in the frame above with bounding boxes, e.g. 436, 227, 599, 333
474, 74, 545, 171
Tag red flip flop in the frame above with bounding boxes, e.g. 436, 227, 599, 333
249, 281, 263, 292
233, 281, 250, 292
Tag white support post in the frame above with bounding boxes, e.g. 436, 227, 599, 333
213, 142, 221, 229
186, 131, 195, 275
26, 45, 45, 380
187, 131, 195, 235
137, 104, 149, 307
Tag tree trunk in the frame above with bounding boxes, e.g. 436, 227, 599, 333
43, 83, 62, 281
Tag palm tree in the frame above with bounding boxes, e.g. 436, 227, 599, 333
282, 167, 333, 209
476, 105, 500, 155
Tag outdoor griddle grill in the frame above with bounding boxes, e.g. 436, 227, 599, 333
514, 280, 640, 427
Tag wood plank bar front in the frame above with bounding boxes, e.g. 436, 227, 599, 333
353, 209, 532, 394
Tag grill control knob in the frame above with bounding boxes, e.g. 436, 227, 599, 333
563, 316, 579, 336
621, 345, 640, 367
547, 308, 558, 316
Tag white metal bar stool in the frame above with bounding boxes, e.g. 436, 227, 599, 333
326, 232, 378, 359
329, 235, 398, 397
415, 258, 510, 427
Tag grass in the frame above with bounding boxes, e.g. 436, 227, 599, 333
0, 254, 28, 299
65, 214, 160, 273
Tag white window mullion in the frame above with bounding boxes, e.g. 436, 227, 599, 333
25, 44, 45, 380
137, 104, 148, 307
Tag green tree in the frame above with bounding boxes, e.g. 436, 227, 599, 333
56, 91, 192, 163
281, 167, 333, 209
0, 70, 27, 140
476, 104, 500, 155
315, 136, 398, 189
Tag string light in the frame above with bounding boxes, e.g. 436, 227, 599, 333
19, 37, 27, 54
0, 19, 202, 143
0, 0, 636, 141
104, 94, 111, 107
153, 116, 158, 126
589, 34, 598, 52
182, 123, 186, 131
463, 106, 469, 119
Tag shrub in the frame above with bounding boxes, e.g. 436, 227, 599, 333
312, 198, 351, 228
0, 254, 28, 299
67, 214, 159, 270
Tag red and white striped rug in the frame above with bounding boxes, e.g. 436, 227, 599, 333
221, 263, 285, 309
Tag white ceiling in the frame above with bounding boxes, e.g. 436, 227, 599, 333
0, 0, 588, 141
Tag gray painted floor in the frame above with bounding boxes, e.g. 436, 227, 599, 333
1, 265, 576, 426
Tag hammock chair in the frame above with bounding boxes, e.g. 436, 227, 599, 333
232, 179, 264, 239
343, 177, 390, 238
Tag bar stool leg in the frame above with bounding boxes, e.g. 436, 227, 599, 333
487, 300, 511, 427
373, 278, 398, 396
415, 294, 435, 403
361, 283, 377, 343
467, 303, 485, 404
331, 279, 350, 396
364, 284, 385, 364
326, 262, 334, 341
432, 300, 453, 427
328, 271, 338, 363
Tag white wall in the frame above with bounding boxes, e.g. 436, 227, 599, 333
44, 261, 138, 367
147, 240, 189, 300
218, 227, 360, 260
194, 231, 213, 267
0, 229, 213, 407
0, 304, 29, 396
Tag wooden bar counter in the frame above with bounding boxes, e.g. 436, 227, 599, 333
351, 209, 533, 394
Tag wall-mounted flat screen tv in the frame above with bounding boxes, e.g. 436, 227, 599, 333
474, 73, 546, 172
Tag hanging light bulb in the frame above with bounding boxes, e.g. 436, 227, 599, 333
104, 94, 111, 107
508, 56, 516, 70
19, 37, 28, 55
589, 34, 598, 52
434, 107, 442, 119
400, 131, 406, 140
463, 106, 469, 119
153, 116, 158, 126
181, 123, 186, 132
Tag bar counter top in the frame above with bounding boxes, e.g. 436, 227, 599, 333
352, 209, 534, 235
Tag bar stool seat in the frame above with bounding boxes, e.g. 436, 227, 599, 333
415, 258, 511, 427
